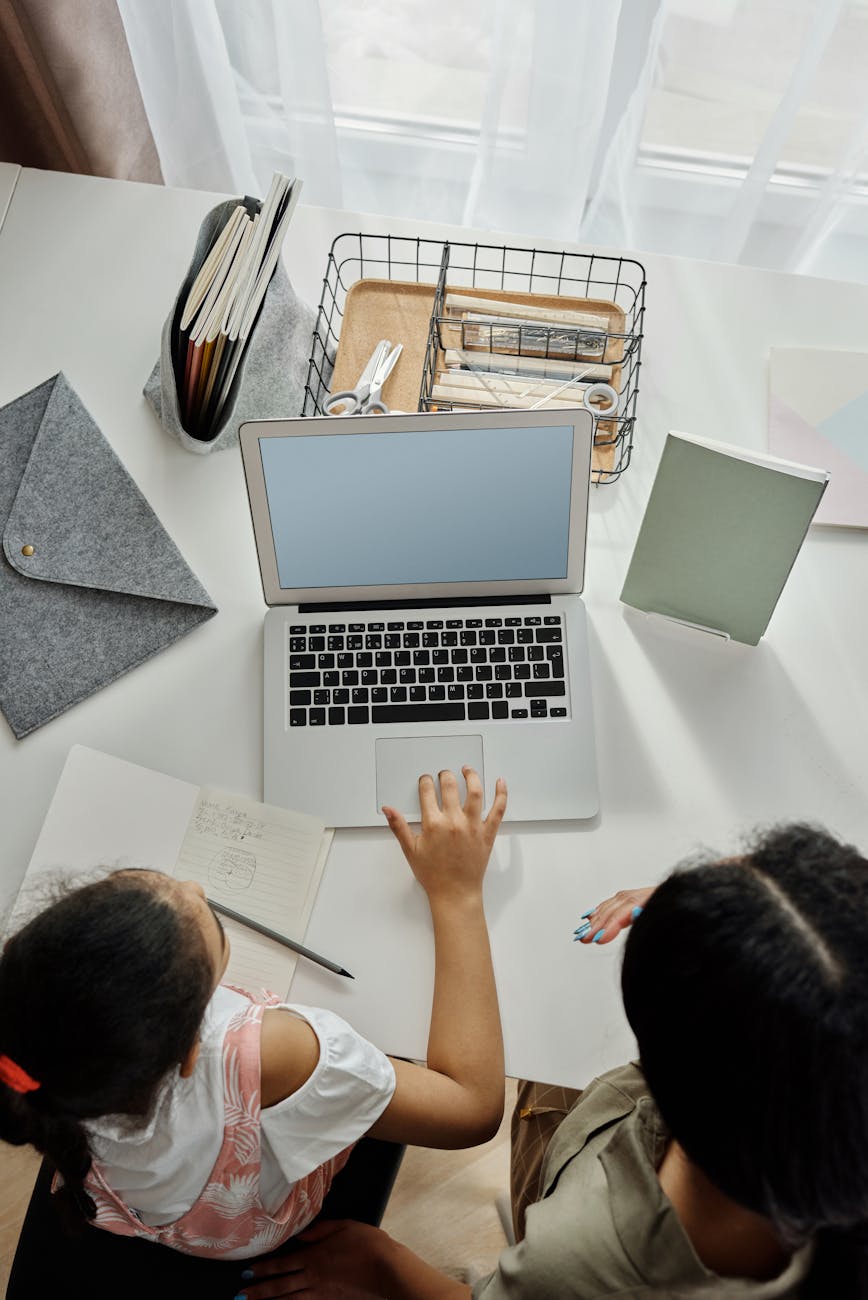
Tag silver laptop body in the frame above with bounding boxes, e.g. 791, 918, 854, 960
240, 408, 598, 826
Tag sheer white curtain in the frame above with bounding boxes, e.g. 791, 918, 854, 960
614, 0, 868, 281
116, 0, 649, 237
117, 0, 868, 280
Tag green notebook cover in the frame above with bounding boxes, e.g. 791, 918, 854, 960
620, 433, 828, 645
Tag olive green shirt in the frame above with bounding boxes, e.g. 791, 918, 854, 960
473, 1063, 811, 1299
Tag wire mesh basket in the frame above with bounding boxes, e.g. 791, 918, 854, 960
303, 233, 646, 483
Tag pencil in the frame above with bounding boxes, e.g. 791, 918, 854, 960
207, 897, 353, 979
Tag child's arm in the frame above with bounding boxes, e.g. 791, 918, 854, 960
257, 766, 507, 1147
367, 765, 508, 1147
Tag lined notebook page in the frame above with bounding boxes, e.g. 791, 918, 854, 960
173, 788, 333, 996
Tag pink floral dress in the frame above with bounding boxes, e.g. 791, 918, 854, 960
82, 988, 354, 1259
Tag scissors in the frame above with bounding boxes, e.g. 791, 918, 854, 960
324, 339, 403, 415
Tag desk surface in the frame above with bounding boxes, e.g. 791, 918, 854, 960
1, 168, 867, 1085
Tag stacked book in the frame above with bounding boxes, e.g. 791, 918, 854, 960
175, 172, 301, 439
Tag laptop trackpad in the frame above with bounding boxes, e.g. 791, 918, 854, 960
375, 735, 485, 818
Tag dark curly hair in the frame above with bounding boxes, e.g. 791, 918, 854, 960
621, 823, 868, 1297
0, 872, 214, 1228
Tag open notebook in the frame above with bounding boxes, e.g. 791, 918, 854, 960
5, 746, 333, 996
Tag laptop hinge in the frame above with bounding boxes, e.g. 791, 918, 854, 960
298, 594, 553, 614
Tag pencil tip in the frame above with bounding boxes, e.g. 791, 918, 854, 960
342, 969, 355, 979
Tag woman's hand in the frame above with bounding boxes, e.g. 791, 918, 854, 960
383, 767, 507, 905
237, 1220, 384, 1298
574, 886, 655, 945
238, 1219, 471, 1300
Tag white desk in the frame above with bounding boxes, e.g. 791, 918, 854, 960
2, 168, 867, 1086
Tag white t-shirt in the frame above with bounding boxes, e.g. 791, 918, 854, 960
87, 985, 397, 1226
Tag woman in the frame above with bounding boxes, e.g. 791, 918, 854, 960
238, 822, 868, 1298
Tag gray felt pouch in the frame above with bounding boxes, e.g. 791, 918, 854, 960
0, 374, 217, 739
144, 197, 316, 455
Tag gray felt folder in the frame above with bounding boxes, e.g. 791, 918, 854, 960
0, 374, 217, 739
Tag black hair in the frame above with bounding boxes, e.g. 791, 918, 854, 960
0, 872, 214, 1227
621, 823, 868, 1296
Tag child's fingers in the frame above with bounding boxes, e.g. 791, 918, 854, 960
483, 776, 508, 837
418, 772, 441, 822
382, 805, 415, 858
438, 768, 461, 814
462, 765, 484, 818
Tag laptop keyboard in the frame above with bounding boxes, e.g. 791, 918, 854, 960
286, 615, 568, 727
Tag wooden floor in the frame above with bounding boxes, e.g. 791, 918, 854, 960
0, 1081, 515, 1296
0, 1143, 40, 1297
381, 1079, 515, 1283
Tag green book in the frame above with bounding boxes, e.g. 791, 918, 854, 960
620, 432, 829, 645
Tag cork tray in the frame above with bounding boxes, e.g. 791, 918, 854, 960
328, 279, 627, 479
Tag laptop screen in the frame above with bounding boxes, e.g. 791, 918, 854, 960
258, 421, 574, 590
240, 407, 593, 605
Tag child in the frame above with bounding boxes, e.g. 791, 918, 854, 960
0, 767, 506, 1264
242, 823, 868, 1299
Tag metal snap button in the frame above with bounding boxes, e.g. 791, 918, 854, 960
21, 545, 34, 557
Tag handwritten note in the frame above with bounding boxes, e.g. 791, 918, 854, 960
173, 788, 333, 996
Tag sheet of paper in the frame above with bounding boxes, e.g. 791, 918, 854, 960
7, 748, 335, 1005
5, 745, 199, 934
173, 787, 333, 996
768, 347, 868, 528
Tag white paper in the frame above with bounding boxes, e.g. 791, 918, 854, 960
7, 748, 334, 1003
5, 746, 198, 933
768, 347, 868, 528
173, 787, 333, 994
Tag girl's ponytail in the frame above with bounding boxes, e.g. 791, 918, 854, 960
0, 1082, 96, 1226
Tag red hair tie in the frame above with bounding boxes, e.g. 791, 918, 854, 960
0, 1054, 40, 1094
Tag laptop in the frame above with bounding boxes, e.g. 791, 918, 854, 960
239, 408, 598, 826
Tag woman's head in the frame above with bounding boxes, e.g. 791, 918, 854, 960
0, 870, 225, 1219
622, 824, 868, 1241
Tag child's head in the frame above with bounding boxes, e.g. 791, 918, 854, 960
0, 870, 225, 1219
622, 824, 868, 1253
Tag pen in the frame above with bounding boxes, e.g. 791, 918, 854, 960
207, 897, 354, 979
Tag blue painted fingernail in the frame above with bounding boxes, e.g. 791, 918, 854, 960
580, 908, 593, 919
573, 922, 591, 939
241, 1269, 255, 1280
632, 906, 643, 919
592, 929, 605, 943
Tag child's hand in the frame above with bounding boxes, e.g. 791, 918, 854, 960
574, 886, 654, 944
383, 767, 507, 905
